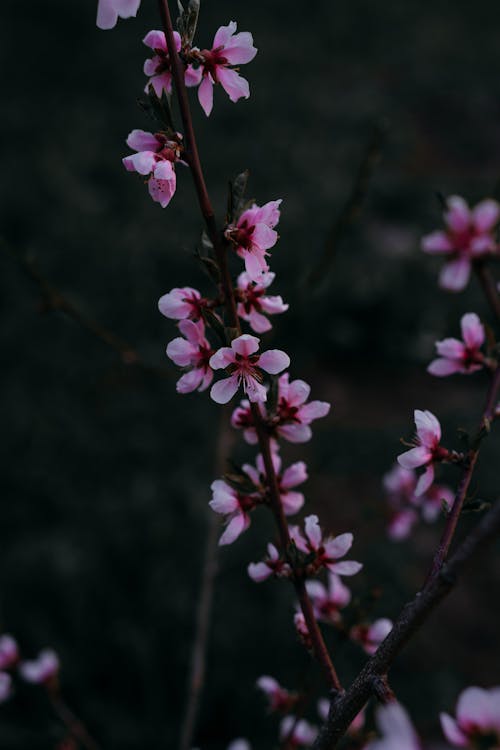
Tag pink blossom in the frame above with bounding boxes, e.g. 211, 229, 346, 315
226, 201, 282, 282
388, 509, 419, 541
196, 22, 257, 116
289, 515, 362, 577
143, 30, 201, 97
422, 196, 499, 292
209, 334, 289, 404
293, 612, 311, 647
242, 449, 307, 516
280, 716, 318, 747
256, 675, 297, 713
365, 702, 421, 750
96, 0, 141, 30
440, 686, 500, 748
209, 479, 260, 546
166, 319, 214, 394
428, 313, 486, 376
248, 543, 291, 582
317, 699, 365, 734
305, 573, 351, 624
230, 374, 331, 444
384, 464, 454, 538
397, 410, 447, 496
158, 287, 205, 321
350, 618, 393, 655
19, 649, 59, 685
236, 271, 288, 332
0, 635, 19, 670
0, 673, 11, 703
123, 129, 182, 208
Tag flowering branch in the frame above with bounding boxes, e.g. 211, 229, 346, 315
313, 496, 500, 749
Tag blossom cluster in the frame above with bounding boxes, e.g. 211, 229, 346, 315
0, 635, 59, 704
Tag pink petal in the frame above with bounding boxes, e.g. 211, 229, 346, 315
470, 234, 495, 255
185, 65, 202, 87
248, 562, 272, 582
142, 29, 167, 51
210, 375, 240, 404
158, 287, 200, 319
368, 618, 393, 643
246, 310, 272, 333
278, 423, 312, 443
0, 673, 11, 703
398, 446, 432, 469
251, 223, 278, 252
222, 32, 258, 64
304, 515, 322, 548
213, 21, 238, 49
176, 368, 204, 394
219, 511, 250, 546
97, 0, 119, 29
259, 349, 290, 375
305, 580, 327, 601
329, 574, 352, 606
217, 67, 250, 102
299, 400, 331, 422
243, 248, 269, 281
415, 464, 435, 497
427, 358, 463, 377
286, 379, 310, 406
421, 230, 454, 254
324, 532, 353, 559
209, 347, 235, 369
148, 73, 172, 97
198, 76, 214, 116
244, 376, 268, 403
472, 198, 500, 232
414, 409, 441, 444
178, 318, 204, 346
256, 199, 282, 228
445, 196, 471, 233
256, 675, 280, 695
440, 713, 468, 746
209, 480, 238, 514
259, 295, 289, 315
153, 160, 175, 181
456, 686, 494, 728
281, 491, 304, 516
375, 703, 419, 746
329, 560, 363, 576
166, 337, 196, 367
460, 312, 485, 349
199, 368, 213, 392
148, 176, 176, 208
232, 334, 260, 357
126, 129, 159, 152
439, 257, 471, 292
388, 510, 418, 541
281, 461, 308, 489
114, 0, 141, 17
123, 151, 157, 175
435, 337, 465, 359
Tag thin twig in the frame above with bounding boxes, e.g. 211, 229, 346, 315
49, 691, 101, 750
305, 121, 387, 292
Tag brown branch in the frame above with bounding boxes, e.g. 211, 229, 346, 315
305, 121, 386, 292
5, 243, 170, 377
313, 497, 500, 749
157, 0, 340, 691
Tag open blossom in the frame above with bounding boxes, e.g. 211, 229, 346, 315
158, 287, 205, 321
256, 675, 298, 713
226, 201, 282, 282
248, 543, 291, 582
143, 30, 201, 97
231, 374, 331, 444
289, 515, 362, 577
365, 702, 421, 750
422, 196, 499, 291
243, 449, 307, 516
440, 686, 500, 748
209, 479, 259, 546
209, 334, 290, 404
0, 635, 19, 670
350, 618, 393, 655
166, 319, 214, 394
397, 410, 448, 496
305, 573, 351, 624
280, 716, 318, 747
317, 699, 365, 734
96, 0, 141, 29
196, 22, 257, 116
236, 271, 288, 333
428, 313, 486, 376
19, 649, 59, 685
123, 129, 183, 208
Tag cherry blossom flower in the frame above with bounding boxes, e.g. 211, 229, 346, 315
158, 287, 205, 321
225, 201, 282, 282
256, 675, 298, 713
96, 0, 141, 30
350, 618, 393, 655
428, 313, 486, 377
280, 716, 318, 747
248, 543, 291, 582
209, 334, 289, 404
0, 635, 19, 670
289, 515, 362, 577
440, 686, 500, 748
196, 22, 257, 116
317, 699, 365, 734
365, 702, 421, 750
209, 479, 260, 546
123, 129, 183, 208
230, 374, 331, 444
166, 319, 214, 394
0, 673, 11, 703
305, 573, 351, 624
422, 196, 500, 292
19, 649, 59, 685
397, 410, 448, 496
236, 271, 288, 333
242, 449, 307, 516
143, 30, 201, 97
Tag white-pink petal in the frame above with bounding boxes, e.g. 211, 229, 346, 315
232, 334, 260, 357
126, 129, 159, 152
397, 446, 432, 470
421, 230, 454, 254
472, 198, 500, 232
198, 76, 214, 117
440, 713, 468, 747
428, 358, 464, 377
304, 515, 322, 548
248, 562, 272, 582
445, 196, 471, 233
210, 375, 240, 404
439, 257, 471, 292
324, 532, 353, 559
258, 349, 290, 375
461, 312, 485, 349
219, 511, 249, 546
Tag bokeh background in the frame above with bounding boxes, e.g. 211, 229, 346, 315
1, 0, 500, 747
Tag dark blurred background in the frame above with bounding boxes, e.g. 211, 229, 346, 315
1, 0, 500, 747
